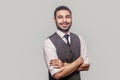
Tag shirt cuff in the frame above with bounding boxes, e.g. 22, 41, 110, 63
49, 67, 60, 76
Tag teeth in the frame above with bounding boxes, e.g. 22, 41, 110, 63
63, 23, 68, 25
63, 24, 67, 25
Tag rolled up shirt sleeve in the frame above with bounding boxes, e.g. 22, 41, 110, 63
43, 38, 59, 76
78, 35, 90, 64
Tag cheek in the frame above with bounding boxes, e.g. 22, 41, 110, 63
66, 18, 71, 22
56, 19, 62, 24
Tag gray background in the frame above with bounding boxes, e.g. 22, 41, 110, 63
0, 0, 120, 80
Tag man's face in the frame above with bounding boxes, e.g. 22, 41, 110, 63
54, 10, 72, 33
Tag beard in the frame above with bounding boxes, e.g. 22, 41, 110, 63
56, 22, 72, 33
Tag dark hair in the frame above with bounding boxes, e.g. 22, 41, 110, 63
54, 6, 72, 18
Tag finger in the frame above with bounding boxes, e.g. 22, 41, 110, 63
53, 66, 61, 69
50, 60, 59, 64
50, 59, 59, 63
50, 59, 59, 62
50, 63, 57, 66
50, 60, 59, 65
50, 62, 59, 66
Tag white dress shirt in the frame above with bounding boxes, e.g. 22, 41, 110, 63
43, 30, 90, 76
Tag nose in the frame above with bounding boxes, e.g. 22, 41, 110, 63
63, 17, 67, 22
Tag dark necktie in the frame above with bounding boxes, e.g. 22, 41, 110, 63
64, 34, 70, 46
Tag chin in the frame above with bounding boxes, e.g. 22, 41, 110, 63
62, 28, 69, 31
62, 26, 69, 29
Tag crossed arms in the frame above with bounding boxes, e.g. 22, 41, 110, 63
50, 57, 90, 79
43, 38, 90, 80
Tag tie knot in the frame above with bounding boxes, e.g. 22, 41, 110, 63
64, 34, 69, 40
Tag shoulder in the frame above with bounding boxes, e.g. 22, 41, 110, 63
43, 38, 51, 44
43, 38, 51, 47
78, 35, 85, 41
48, 32, 57, 39
43, 35, 57, 48
43, 32, 56, 45
43, 37, 56, 52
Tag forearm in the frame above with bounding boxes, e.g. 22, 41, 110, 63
64, 62, 90, 71
53, 57, 83, 79
58, 59, 80, 76
77, 63, 90, 71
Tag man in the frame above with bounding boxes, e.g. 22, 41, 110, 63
43, 5, 90, 80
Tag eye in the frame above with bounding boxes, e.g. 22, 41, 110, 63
57, 15, 63, 19
66, 15, 71, 18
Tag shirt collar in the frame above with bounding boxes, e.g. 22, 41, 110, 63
56, 29, 70, 38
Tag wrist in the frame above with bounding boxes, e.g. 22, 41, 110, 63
64, 62, 70, 66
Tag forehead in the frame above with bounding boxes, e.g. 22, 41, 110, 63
56, 10, 71, 16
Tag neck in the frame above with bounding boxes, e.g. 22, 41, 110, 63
64, 31, 69, 34
58, 29, 69, 34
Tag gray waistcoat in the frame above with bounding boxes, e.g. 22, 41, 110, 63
49, 32, 81, 80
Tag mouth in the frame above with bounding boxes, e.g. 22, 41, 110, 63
60, 22, 69, 26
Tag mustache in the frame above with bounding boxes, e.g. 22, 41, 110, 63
60, 22, 70, 25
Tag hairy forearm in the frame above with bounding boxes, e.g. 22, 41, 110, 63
53, 57, 83, 79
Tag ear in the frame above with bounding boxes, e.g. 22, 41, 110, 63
53, 18, 56, 23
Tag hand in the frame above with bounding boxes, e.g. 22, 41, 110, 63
77, 64, 90, 71
49, 59, 64, 68
78, 56, 84, 65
